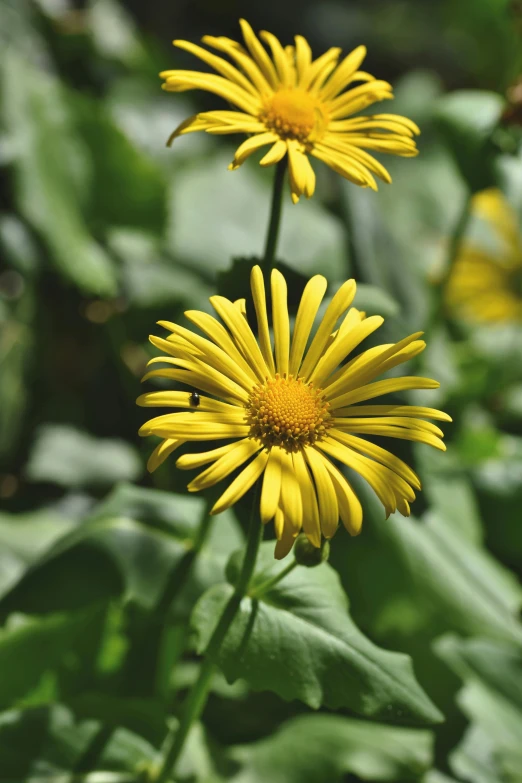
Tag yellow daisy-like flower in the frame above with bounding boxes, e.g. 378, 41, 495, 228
138, 266, 450, 559
446, 189, 522, 322
161, 19, 419, 203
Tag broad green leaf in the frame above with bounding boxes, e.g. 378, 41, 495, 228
192, 543, 442, 725
413, 444, 483, 544
434, 91, 504, 192
167, 152, 345, 280
0, 508, 76, 599
0, 517, 180, 614
0, 609, 99, 710
353, 283, 400, 318
1, 485, 242, 616
0, 703, 157, 777
72, 92, 167, 234
2, 52, 118, 295
349, 476, 522, 644
230, 714, 433, 783
435, 635, 522, 783
25, 425, 142, 488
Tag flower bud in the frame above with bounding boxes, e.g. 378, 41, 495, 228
293, 533, 330, 567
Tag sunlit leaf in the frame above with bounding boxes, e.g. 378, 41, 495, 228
192, 544, 442, 725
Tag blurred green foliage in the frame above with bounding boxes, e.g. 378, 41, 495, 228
2, 0, 522, 781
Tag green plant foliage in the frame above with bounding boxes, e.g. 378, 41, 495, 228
2, 0, 522, 778
193, 543, 442, 724
25, 425, 143, 488
229, 714, 433, 782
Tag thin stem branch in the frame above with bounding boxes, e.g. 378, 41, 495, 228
262, 159, 287, 273
154, 487, 263, 783
249, 559, 298, 598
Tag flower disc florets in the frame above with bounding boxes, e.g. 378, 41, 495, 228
261, 89, 327, 144
246, 373, 331, 451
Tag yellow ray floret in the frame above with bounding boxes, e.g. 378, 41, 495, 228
138, 266, 450, 559
446, 188, 522, 323
161, 19, 420, 203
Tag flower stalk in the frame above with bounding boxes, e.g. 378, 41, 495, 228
154, 486, 263, 783
262, 159, 287, 273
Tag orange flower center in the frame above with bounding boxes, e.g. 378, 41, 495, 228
246, 374, 331, 450
262, 89, 327, 143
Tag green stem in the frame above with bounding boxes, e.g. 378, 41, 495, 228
250, 559, 298, 598
74, 501, 214, 776
154, 487, 263, 783
262, 159, 287, 273
427, 191, 473, 335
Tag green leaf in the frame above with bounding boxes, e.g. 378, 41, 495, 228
192, 543, 442, 725
353, 283, 400, 318
2, 52, 118, 295
1, 485, 242, 616
413, 444, 483, 544
350, 477, 522, 644
167, 152, 345, 280
435, 634, 522, 783
230, 714, 433, 783
72, 93, 167, 234
434, 91, 504, 192
0, 702, 157, 777
0, 508, 76, 600
0, 609, 99, 710
25, 424, 142, 488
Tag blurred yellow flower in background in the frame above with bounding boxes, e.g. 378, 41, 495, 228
161, 19, 419, 203
138, 266, 449, 559
446, 189, 522, 322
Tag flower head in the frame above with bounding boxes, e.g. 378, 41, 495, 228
446, 189, 522, 322
161, 19, 419, 203
138, 266, 450, 559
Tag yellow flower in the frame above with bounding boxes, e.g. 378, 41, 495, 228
138, 267, 449, 559
161, 19, 419, 203
446, 189, 522, 323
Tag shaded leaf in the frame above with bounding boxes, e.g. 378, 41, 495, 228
230, 713, 433, 783
434, 91, 504, 192
25, 424, 142, 488
2, 52, 118, 295
167, 152, 345, 280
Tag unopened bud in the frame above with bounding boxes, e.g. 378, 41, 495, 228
293, 533, 330, 567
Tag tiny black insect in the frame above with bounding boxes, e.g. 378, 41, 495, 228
189, 390, 200, 407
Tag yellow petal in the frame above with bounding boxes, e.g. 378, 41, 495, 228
177, 439, 247, 470
147, 438, 185, 473
211, 449, 269, 515
289, 275, 328, 376
327, 376, 440, 409
260, 446, 282, 523
322, 458, 363, 536
184, 310, 258, 383
304, 447, 338, 539
271, 268, 290, 376
280, 449, 303, 535
210, 295, 271, 382
229, 132, 279, 169
293, 449, 321, 547
250, 266, 275, 375
136, 390, 235, 413
319, 45, 367, 102
259, 139, 288, 167
308, 315, 384, 387
188, 439, 262, 491
300, 279, 356, 380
